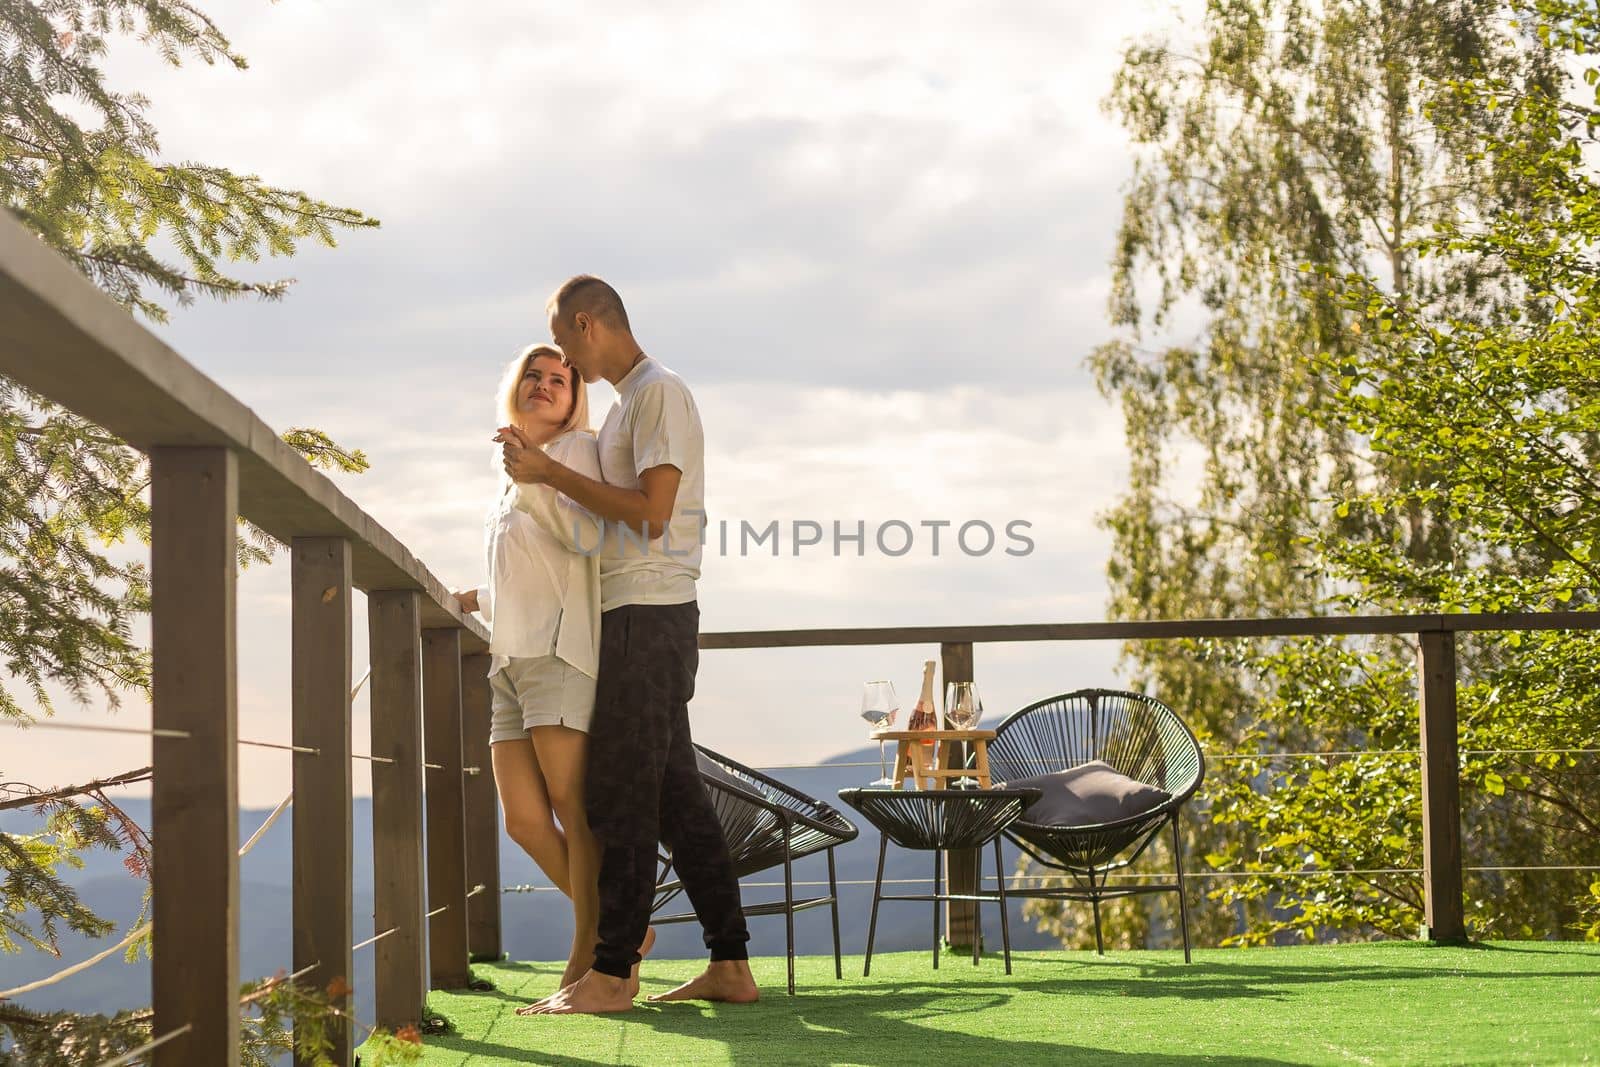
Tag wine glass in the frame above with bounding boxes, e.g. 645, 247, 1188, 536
860, 680, 899, 787
945, 681, 983, 787
945, 681, 983, 730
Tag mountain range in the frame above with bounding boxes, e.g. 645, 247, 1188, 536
1, 747, 1063, 1029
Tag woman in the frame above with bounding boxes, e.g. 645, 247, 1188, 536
454, 343, 604, 998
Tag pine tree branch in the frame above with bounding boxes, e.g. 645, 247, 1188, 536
0, 767, 153, 812
74, 251, 277, 297
12, 424, 124, 447
0, 128, 57, 159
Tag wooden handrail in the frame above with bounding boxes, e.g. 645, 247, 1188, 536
0, 210, 485, 648
1, 210, 492, 1064
699, 611, 1600, 649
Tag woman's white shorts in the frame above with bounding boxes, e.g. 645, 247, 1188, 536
488, 655, 596, 743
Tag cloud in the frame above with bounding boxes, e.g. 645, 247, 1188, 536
7, 369, 1129, 802
109, 0, 1178, 390
11, 1, 1199, 799
172, 368, 1125, 787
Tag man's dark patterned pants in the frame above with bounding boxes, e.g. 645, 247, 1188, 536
584, 601, 750, 979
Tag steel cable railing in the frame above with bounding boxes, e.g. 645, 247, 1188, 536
3, 673, 480, 1024
504, 859, 1600, 898
7, 702, 1594, 1054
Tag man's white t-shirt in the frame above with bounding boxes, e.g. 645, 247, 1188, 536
596, 356, 705, 611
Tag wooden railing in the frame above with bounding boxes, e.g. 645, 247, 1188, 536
1, 211, 501, 1064
701, 616, 1600, 949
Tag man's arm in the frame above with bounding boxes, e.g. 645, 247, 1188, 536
547, 461, 681, 542
500, 428, 680, 540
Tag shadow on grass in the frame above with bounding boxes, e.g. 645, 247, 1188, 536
422, 962, 1298, 1067
1455, 940, 1600, 958
420, 985, 1304, 1067
821, 950, 1600, 1000
417, 948, 1600, 1066
632, 989, 1308, 1067
1022, 957, 1600, 988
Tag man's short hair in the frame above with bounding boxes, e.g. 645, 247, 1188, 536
548, 274, 631, 332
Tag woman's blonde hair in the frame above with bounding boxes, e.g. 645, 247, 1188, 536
497, 342, 591, 439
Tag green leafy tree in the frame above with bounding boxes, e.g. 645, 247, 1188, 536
1304, 0, 1600, 940
1040, 0, 1589, 950
0, 0, 395, 1055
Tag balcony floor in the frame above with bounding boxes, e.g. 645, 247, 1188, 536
393, 941, 1600, 1066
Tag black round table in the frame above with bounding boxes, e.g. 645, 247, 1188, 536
837, 786, 1040, 975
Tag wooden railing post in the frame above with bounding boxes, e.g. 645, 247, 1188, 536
291, 538, 354, 1067
422, 628, 471, 988
941, 641, 979, 951
368, 591, 428, 1029
460, 653, 502, 961
150, 447, 240, 1066
1419, 629, 1467, 942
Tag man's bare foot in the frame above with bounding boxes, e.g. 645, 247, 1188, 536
627, 926, 659, 999
518, 970, 633, 1015
647, 959, 759, 1004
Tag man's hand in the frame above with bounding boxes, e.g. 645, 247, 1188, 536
490, 425, 677, 541
497, 424, 554, 484
452, 588, 480, 614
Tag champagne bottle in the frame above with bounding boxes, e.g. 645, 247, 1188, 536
906, 660, 939, 788
907, 660, 939, 739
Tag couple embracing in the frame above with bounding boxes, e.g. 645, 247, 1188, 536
454, 276, 757, 1015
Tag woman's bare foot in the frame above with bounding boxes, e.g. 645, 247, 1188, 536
557, 950, 592, 993
516, 950, 597, 1016
520, 970, 633, 1015
515, 993, 556, 1016
518, 927, 659, 1012
627, 926, 658, 999
646, 960, 759, 1004
515, 978, 572, 1016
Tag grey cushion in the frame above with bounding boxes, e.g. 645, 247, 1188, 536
1008, 760, 1171, 826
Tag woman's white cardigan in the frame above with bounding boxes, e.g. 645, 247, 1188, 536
474, 431, 602, 679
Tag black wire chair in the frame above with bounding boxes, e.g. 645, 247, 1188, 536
987, 689, 1206, 962
653, 745, 859, 995
836, 787, 1041, 976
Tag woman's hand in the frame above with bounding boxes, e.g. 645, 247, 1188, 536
493, 425, 531, 448
496, 424, 555, 484
452, 588, 480, 614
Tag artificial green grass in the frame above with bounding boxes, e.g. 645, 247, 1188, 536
379, 942, 1600, 1066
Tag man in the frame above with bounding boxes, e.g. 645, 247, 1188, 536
500, 275, 758, 1014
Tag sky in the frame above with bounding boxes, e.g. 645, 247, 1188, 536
12, 0, 1197, 806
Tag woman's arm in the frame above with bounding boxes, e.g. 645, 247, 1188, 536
514, 435, 605, 553
452, 587, 488, 618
